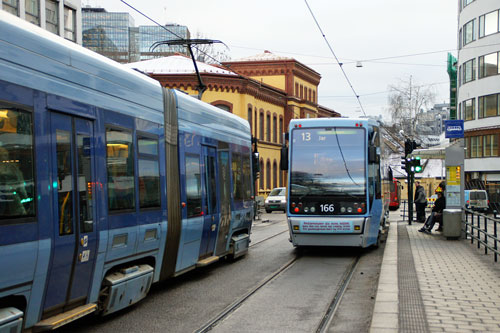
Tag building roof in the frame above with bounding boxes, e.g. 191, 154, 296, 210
229, 50, 294, 62
124, 55, 237, 76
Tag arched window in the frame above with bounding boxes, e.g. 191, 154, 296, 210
211, 100, 233, 113
259, 159, 264, 190
259, 110, 264, 140
279, 117, 283, 144
279, 170, 284, 187
273, 161, 278, 188
295, 83, 299, 97
266, 160, 271, 190
254, 108, 257, 137
273, 114, 277, 143
266, 113, 271, 142
247, 106, 252, 134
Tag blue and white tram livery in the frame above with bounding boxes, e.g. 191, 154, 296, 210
0, 12, 255, 332
281, 117, 390, 248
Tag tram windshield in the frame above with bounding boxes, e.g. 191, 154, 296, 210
290, 127, 366, 202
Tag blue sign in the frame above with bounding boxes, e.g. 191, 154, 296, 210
444, 120, 464, 138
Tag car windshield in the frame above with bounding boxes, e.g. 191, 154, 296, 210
269, 188, 285, 196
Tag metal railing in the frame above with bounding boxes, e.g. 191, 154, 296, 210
463, 209, 500, 262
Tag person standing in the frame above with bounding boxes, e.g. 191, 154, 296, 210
414, 181, 427, 222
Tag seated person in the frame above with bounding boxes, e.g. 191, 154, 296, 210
419, 186, 446, 233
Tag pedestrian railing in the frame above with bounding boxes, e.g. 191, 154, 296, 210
463, 209, 500, 262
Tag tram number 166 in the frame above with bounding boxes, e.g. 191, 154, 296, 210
320, 204, 335, 213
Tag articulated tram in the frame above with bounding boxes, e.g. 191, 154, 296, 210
281, 118, 391, 247
0, 12, 256, 331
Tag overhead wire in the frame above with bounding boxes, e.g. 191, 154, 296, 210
303, 0, 366, 116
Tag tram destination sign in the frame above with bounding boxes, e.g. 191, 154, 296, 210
444, 120, 464, 138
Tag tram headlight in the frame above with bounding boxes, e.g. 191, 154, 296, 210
340, 207, 346, 213
310, 207, 316, 213
347, 207, 353, 213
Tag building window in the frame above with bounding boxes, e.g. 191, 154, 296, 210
64, 6, 76, 41
259, 111, 264, 140
25, 0, 40, 25
254, 109, 257, 137
45, 0, 59, 34
458, 102, 462, 120
313, 90, 316, 103
463, 58, 476, 84
463, 0, 475, 8
273, 161, 277, 189
214, 104, 230, 112
466, 137, 471, 158
295, 83, 299, 97
464, 98, 475, 121
479, 52, 499, 79
300, 85, 303, 99
463, 19, 476, 46
479, 10, 499, 38
247, 107, 252, 134
266, 113, 271, 142
483, 134, 499, 157
259, 160, 264, 190
279, 117, 283, 144
478, 94, 499, 118
272, 115, 277, 143
2, 0, 18, 15
266, 160, 271, 190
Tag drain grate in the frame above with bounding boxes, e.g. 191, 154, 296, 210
398, 222, 429, 333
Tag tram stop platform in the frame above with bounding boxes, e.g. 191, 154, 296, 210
370, 219, 500, 333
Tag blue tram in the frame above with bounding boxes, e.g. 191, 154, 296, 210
281, 118, 391, 248
0, 12, 255, 331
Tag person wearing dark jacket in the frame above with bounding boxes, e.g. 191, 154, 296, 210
419, 186, 445, 233
414, 181, 427, 222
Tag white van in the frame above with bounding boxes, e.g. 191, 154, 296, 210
464, 190, 489, 212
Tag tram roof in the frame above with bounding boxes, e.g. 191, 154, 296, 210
0, 11, 164, 119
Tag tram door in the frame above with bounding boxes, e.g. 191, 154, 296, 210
43, 112, 97, 313
199, 145, 219, 258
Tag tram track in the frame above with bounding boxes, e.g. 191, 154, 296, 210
249, 229, 289, 248
195, 255, 299, 333
315, 255, 361, 333
196, 251, 362, 333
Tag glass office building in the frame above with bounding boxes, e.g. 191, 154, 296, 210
139, 25, 190, 60
82, 7, 189, 63
82, 7, 136, 63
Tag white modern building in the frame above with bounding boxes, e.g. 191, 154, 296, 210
457, 0, 500, 208
0, 0, 82, 44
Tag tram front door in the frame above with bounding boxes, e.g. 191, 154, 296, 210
43, 112, 97, 315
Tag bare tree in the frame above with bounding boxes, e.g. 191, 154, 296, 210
191, 31, 230, 64
387, 76, 436, 137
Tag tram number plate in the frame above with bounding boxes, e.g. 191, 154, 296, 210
301, 221, 353, 233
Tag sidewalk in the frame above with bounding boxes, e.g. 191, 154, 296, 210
370, 218, 500, 333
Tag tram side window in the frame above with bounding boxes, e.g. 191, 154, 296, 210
242, 153, 252, 200
0, 107, 35, 221
137, 136, 160, 209
232, 152, 243, 201
106, 128, 135, 211
186, 154, 202, 217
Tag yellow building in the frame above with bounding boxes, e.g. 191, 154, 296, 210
126, 51, 339, 197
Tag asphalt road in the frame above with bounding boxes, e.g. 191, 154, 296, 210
58, 212, 386, 333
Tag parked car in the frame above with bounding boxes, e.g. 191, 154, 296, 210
464, 189, 489, 212
265, 187, 286, 213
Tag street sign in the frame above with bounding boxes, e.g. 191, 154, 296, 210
444, 120, 464, 138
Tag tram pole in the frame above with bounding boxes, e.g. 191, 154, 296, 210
408, 170, 414, 225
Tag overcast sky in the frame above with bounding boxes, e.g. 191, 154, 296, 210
85, 0, 458, 120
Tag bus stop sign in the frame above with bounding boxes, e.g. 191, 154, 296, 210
444, 120, 464, 138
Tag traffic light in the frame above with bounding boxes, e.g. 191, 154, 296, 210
404, 139, 412, 156
401, 156, 409, 172
404, 139, 419, 157
413, 157, 422, 173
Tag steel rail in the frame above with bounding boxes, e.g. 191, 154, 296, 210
315, 255, 361, 333
195, 255, 298, 333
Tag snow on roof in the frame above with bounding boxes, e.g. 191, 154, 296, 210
123, 55, 237, 76
229, 50, 293, 62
